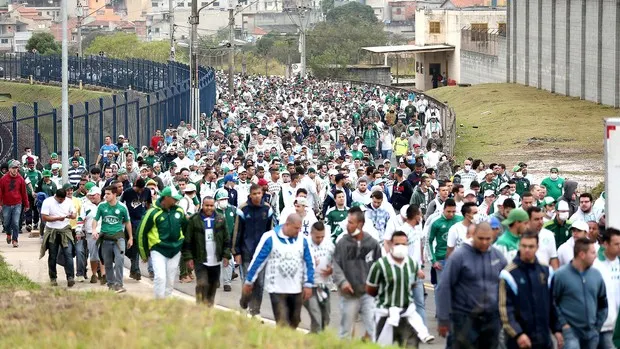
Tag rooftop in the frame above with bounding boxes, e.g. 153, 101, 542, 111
362, 44, 454, 54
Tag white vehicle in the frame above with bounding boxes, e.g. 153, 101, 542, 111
605, 118, 620, 229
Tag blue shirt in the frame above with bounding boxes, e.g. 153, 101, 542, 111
99, 144, 118, 164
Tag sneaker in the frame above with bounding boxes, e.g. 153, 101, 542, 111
6, 234, 10, 244
90, 275, 98, 284
134, 273, 141, 281
224, 285, 232, 292
26, 224, 32, 232
114, 285, 127, 294
12, 240, 18, 248
67, 279, 75, 288
148, 272, 154, 279
422, 335, 435, 344
81, 276, 88, 283
232, 272, 239, 280
50, 279, 58, 286
99, 275, 107, 285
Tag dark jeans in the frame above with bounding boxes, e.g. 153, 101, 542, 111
48, 234, 74, 281
128, 220, 140, 275
24, 196, 38, 227
3, 204, 22, 242
376, 316, 420, 348
241, 261, 265, 316
195, 263, 221, 306
269, 293, 303, 329
451, 312, 500, 349
75, 237, 88, 277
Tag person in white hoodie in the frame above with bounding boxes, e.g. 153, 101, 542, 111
557, 220, 591, 266
592, 227, 620, 349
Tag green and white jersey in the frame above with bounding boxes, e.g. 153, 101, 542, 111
366, 255, 419, 309
325, 206, 348, 243
493, 230, 520, 261
94, 202, 130, 235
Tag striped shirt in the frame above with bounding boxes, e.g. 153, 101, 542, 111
367, 254, 419, 309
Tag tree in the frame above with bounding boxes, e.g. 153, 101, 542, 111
306, 19, 388, 78
320, 0, 334, 15
26, 32, 60, 55
255, 35, 276, 56
326, 2, 377, 24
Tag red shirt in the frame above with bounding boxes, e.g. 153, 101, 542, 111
0, 173, 29, 208
150, 136, 164, 153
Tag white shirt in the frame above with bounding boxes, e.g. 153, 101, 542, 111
310, 239, 335, 285
447, 222, 468, 249
40, 196, 74, 229
78, 200, 100, 234
173, 156, 194, 170
593, 256, 620, 332
400, 222, 424, 264
203, 216, 219, 266
557, 238, 575, 266
352, 189, 371, 205
535, 228, 558, 266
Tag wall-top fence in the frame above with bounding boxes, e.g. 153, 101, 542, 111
0, 53, 217, 167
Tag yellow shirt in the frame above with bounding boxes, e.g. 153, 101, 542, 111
393, 138, 409, 157
69, 197, 82, 229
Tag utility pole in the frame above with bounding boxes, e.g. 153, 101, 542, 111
189, 0, 198, 127
228, 8, 234, 96
287, 6, 311, 78
61, 0, 69, 184
76, 2, 83, 57
169, 0, 175, 60
300, 27, 306, 77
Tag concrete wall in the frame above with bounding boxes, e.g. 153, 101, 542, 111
348, 66, 392, 85
459, 0, 620, 107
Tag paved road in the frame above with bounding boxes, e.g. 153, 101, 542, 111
131, 259, 446, 348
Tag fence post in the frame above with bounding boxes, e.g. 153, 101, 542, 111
11, 106, 18, 160
52, 109, 58, 153
84, 101, 90, 166
112, 94, 117, 139
146, 94, 151, 139
155, 92, 161, 131
99, 98, 104, 146
33, 102, 40, 157
136, 98, 141, 148
69, 105, 74, 152
124, 91, 129, 138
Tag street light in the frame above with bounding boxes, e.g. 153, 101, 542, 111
76, 2, 108, 57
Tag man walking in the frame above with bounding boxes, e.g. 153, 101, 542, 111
242, 214, 314, 329
184, 196, 230, 306
214, 188, 238, 292
0, 160, 29, 247
304, 221, 335, 333
77, 186, 105, 284
92, 186, 132, 293
138, 186, 186, 299
39, 188, 76, 287
553, 238, 608, 349
592, 228, 620, 349
232, 183, 273, 317
499, 231, 563, 349
437, 222, 507, 348
333, 209, 382, 339
120, 178, 152, 281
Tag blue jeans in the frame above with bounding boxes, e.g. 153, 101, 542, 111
101, 238, 125, 287
75, 237, 88, 277
381, 150, 392, 160
412, 278, 426, 324
598, 331, 614, 349
434, 259, 446, 311
3, 204, 22, 242
240, 261, 265, 316
339, 294, 375, 339
450, 312, 500, 349
563, 327, 599, 349
47, 233, 74, 280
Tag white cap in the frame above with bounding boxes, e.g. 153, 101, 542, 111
570, 220, 589, 232
328, 169, 338, 176
464, 189, 476, 197
496, 195, 507, 206
484, 169, 493, 175
184, 183, 196, 192
399, 204, 410, 218
483, 190, 496, 198
87, 187, 100, 196
238, 167, 247, 173
294, 197, 308, 206
557, 200, 569, 211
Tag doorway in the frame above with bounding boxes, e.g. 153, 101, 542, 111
429, 63, 441, 89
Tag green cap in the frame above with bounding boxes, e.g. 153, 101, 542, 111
160, 186, 183, 200
502, 208, 529, 226
51, 152, 58, 159
542, 196, 556, 206
84, 182, 95, 191
117, 168, 127, 175
62, 183, 74, 191
307, 167, 316, 173
42, 170, 52, 177
512, 165, 521, 172
215, 188, 229, 201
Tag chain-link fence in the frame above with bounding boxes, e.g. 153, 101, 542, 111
0, 53, 216, 167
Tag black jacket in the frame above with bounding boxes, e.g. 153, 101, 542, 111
499, 253, 561, 349
390, 179, 413, 211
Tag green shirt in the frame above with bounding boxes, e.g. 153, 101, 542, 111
493, 230, 520, 261
544, 218, 572, 248
144, 155, 157, 167
367, 256, 418, 309
363, 129, 379, 148
325, 207, 348, 243
480, 181, 498, 195
540, 177, 565, 201
429, 215, 463, 262
94, 202, 129, 235
351, 150, 364, 160
515, 178, 530, 197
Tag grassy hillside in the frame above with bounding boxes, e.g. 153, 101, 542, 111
0, 80, 109, 107
0, 255, 386, 349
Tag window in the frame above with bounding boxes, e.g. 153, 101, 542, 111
395, 8, 401, 15
213, 1, 219, 5
1, 39, 8, 44
471, 23, 488, 41
177, 2, 184, 6
152, 1, 158, 6
154, 27, 160, 33
498, 22, 506, 36
429, 21, 440, 34
201, 2, 207, 6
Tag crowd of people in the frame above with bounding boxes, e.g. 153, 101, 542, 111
0, 74, 616, 349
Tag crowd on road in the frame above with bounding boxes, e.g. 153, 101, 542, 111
0, 73, 617, 349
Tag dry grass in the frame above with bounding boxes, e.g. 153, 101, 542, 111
0, 80, 109, 107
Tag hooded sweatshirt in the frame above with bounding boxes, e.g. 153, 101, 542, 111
558, 181, 578, 218
593, 253, 620, 332
436, 243, 507, 325
332, 232, 382, 297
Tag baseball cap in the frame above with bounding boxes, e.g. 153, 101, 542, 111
84, 182, 95, 191
146, 179, 158, 187
50, 152, 58, 159
512, 165, 521, 172
543, 196, 556, 206
484, 169, 493, 175
374, 178, 387, 185
51, 163, 61, 170
184, 183, 196, 192
62, 183, 74, 191
498, 183, 509, 191
118, 134, 125, 139
86, 187, 101, 196
335, 173, 347, 182
10, 160, 20, 168
327, 169, 338, 176
215, 188, 229, 200
42, 170, 52, 177
488, 216, 501, 230
502, 208, 529, 226
160, 186, 183, 200
383, 159, 391, 164
257, 178, 268, 186
117, 168, 127, 175
570, 220, 589, 232
483, 190, 496, 198
294, 197, 308, 206
238, 167, 247, 173
399, 204, 410, 218
464, 189, 476, 197
557, 200, 569, 211
281, 170, 290, 176
224, 174, 237, 183
307, 168, 316, 174
26, 157, 35, 165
